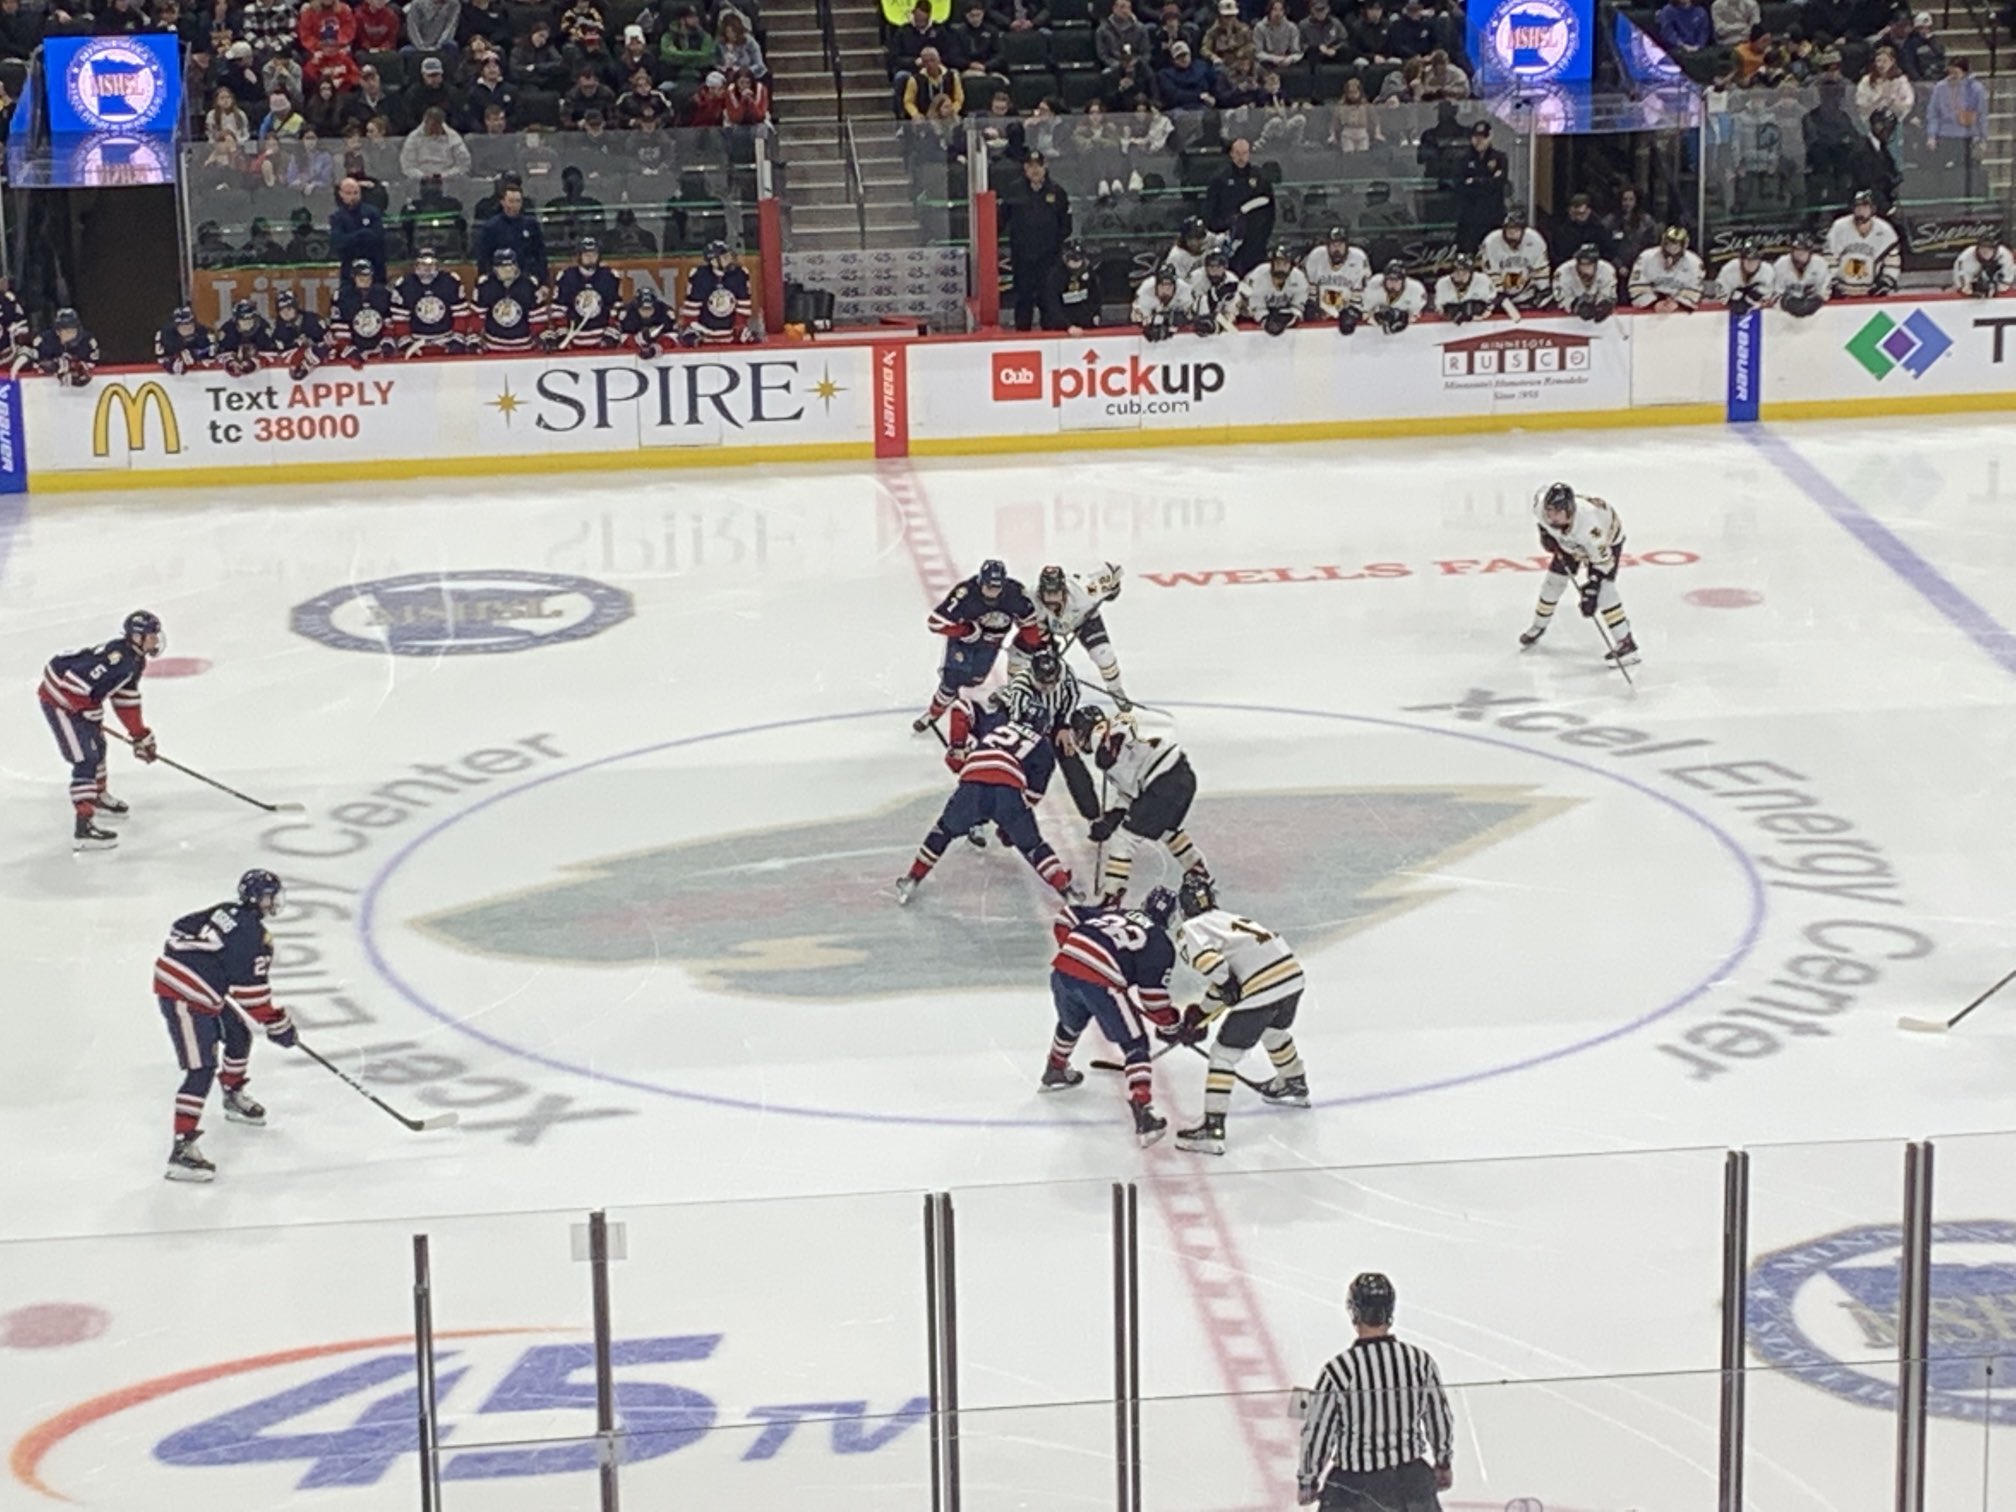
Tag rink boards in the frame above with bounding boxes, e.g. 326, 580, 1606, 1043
8, 292, 2015, 492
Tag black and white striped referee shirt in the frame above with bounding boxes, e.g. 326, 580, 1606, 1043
1296, 1334, 1455, 1483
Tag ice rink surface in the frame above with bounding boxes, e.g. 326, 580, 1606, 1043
5, 418, 2016, 1511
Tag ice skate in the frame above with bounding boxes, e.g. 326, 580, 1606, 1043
1260, 1074, 1310, 1108
73, 814, 117, 851
222, 1085, 267, 1126
94, 791, 129, 816
1176, 1113, 1226, 1155
1131, 1101, 1168, 1147
1605, 634, 1641, 667
1518, 624, 1547, 647
165, 1134, 216, 1183
1039, 1063, 1084, 1092
894, 875, 920, 906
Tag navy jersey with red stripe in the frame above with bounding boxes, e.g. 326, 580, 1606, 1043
39, 638, 146, 733
680, 263, 753, 341
928, 576, 1039, 647
153, 902, 289, 1027
947, 711, 1056, 798
1051, 904, 1176, 1012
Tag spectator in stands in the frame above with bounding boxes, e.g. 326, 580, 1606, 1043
614, 23, 658, 78
350, 61, 397, 125
920, 88, 967, 167
1855, 44, 1914, 120
561, 0, 603, 44
458, 0, 509, 50
1732, 24, 1772, 80
1604, 184, 1658, 268
562, 62, 617, 123
1417, 47, 1469, 97
1204, 137, 1273, 272
1097, 0, 1152, 68
1157, 36, 1217, 101
889, 0, 942, 90
289, 126, 337, 188
95, 0, 150, 33
1901, 8, 1944, 76
1331, 74, 1380, 151
511, 21, 570, 90
1387, 0, 1436, 57
263, 46, 305, 100
1215, 46, 1261, 103
658, 6, 711, 75
304, 72, 347, 132
217, 38, 262, 102
1454, 118, 1507, 250
1855, 104, 1904, 209
1000, 0, 1047, 31
1151, 4, 1197, 67
727, 64, 771, 126
475, 182, 548, 281
406, 55, 459, 124
1551, 190, 1614, 266
296, 0, 353, 54
207, 83, 251, 145
1299, 0, 1347, 63
1347, 0, 1398, 63
308, 37, 361, 87
1712, 0, 1758, 47
1250, 0, 1300, 69
1655, 0, 1711, 55
1201, 0, 1251, 63
353, 0, 396, 48
902, 46, 962, 115
1004, 151, 1070, 328
1927, 54, 1986, 172
257, 86, 306, 141
342, 149, 389, 206
1124, 92, 1172, 156
947, 0, 999, 72
1416, 98, 1467, 184
405, 0, 458, 50
241, 0, 297, 52
546, 164, 607, 238
715, 7, 764, 77
401, 105, 472, 177
1070, 96, 1129, 196
615, 64, 662, 123
0, 0, 45, 61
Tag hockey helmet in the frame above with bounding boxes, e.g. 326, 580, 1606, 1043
238, 867, 285, 914
578, 235, 601, 263
1179, 215, 1208, 250
1574, 242, 1600, 266
1203, 247, 1230, 272
704, 238, 733, 270
1661, 224, 1689, 250
1851, 188, 1876, 214
1177, 872, 1216, 919
172, 305, 196, 327
1140, 886, 1177, 930
635, 286, 659, 307
1346, 1272, 1396, 1327
275, 288, 299, 309
977, 558, 1008, 594
1326, 224, 1351, 250
1269, 243, 1294, 270
1739, 237, 1765, 264
1382, 259, 1408, 282
1790, 231, 1817, 254
1503, 205, 1526, 229
1062, 239, 1090, 269
414, 247, 441, 275
123, 608, 163, 653
1029, 648, 1062, 687
1542, 481, 1575, 520
1037, 563, 1068, 606
232, 298, 259, 324
1153, 262, 1178, 291
491, 246, 519, 272
349, 257, 376, 281
1068, 705, 1109, 750
1450, 252, 1476, 274
54, 306, 79, 330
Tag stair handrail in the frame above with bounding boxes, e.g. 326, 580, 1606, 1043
842, 115, 870, 246
813, 0, 849, 109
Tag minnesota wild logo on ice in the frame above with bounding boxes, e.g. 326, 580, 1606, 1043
417, 786, 1570, 998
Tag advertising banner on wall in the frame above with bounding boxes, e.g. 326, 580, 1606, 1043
28, 347, 875, 479
1760, 297, 2016, 410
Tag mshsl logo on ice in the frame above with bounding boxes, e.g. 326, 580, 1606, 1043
291, 570, 633, 657
1748, 1219, 2016, 1422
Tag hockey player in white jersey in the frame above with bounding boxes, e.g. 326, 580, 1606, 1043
1774, 234, 1829, 316
1071, 707, 1209, 903
1553, 243, 1618, 322
1520, 481, 1638, 667
1363, 260, 1427, 333
1433, 255, 1499, 323
1954, 230, 2016, 297
1628, 225, 1705, 311
1479, 208, 1551, 310
1826, 191, 1901, 298
1189, 248, 1243, 336
1132, 265, 1196, 340
1303, 226, 1372, 328
1715, 240, 1779, 312
1239, 246, 1310, 336
1023, 562, 1131, 708
1163, 217, 1220, 285
1168, 874, 1310, 1155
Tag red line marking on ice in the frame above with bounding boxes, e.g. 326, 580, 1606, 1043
879, 464, 962, 605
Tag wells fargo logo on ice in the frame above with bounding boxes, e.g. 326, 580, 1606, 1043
1438, 327, 1592, 382
416, 785, 1568, 997
291, 569, 634, 657
90, 379, 181, 456
1748, 1219, 2016, 1423
990, 347, 1227, 410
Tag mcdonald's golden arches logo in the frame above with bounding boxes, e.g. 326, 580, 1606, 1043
91, 381, 181, 458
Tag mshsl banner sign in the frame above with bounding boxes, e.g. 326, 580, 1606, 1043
29, 347, 875, 480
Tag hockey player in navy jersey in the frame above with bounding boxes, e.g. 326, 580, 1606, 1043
333, 259, 397, 364
153, 869, 301, 1182
679, 239, 757, 345
549, 237, 623, 348
475, 246, 548, 353
38, 610, 164, 850
155, 306, 217, 374
915, 558, 1044, 731
393, 248, 470, 356
622, 287, 678, 359
272, 289, 331, 380
31, 308, 98, 385
1042, 888, 1178, 1146
896, 709, 1080, 905
219, 299, 278, 376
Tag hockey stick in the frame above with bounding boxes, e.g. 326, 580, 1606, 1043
1586, 590, 1637, 689
1182, 1037, 1275, 1095
1898, 965, 2016, 1034
298, 1040, 459, 1130
1090, 1039, 1185, 1073
106, 730, 305, 813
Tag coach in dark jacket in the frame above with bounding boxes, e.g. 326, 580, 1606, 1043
1003, 152, 1071, 331
329, 177, 388, 282
472, 184, 548, 284
1203, 138, 1274, 275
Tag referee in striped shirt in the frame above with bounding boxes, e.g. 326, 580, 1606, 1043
1296, 1272, 1454, 1512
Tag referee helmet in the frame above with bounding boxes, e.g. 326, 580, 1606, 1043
1346, 1272, 1396, 1327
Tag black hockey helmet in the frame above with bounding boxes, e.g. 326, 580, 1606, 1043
1068, 705, 1108, 749
1178, 872, 1216, 919
1062, 239, 1090, 268
1204, 246, 1230, 272
492, 246, 519, 271
1179, 215, 1207, 250
1269, 242, 1294, 269
1153, 262, 1177, 290
232, 298, 258, 323
1141, 886, 1177, 930
172, 305, 195, 326
1346, 1272, 1396, 1327
349, 257, 375, 280
977, 557, 1008, 592
54, 306, 79, 329
123, 608, 163, 651
1574, 242, 1600, 265
1382, 259, 1407, 281
275, 287, 299, 309
1037, 563, 1067, 604
1790, 231, 1817, 253
1740, 237, 1765, 263
238, 867, 285, 913
1326, 224, 1351, 248
1542, 481, 1575, 519
1450, 252, 1475, 273
635, 286, 659, 307
1503, 205, 1526, 228
1029, 647, 1062, 686
704, 238, 732, 269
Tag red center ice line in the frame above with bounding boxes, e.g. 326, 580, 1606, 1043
877, 463, 963, 605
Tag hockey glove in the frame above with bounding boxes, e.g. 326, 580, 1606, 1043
1260, 310, 1291, 337
676, 326, 703, 348
165, 353, 188, 375
1446, 301, 1474, 325
637, 339, 661, 361
268, 1018, 298, 1049
1726, 289, 1752, 315
944, 743, 969, 773
1872, 274, 1899, 297
1974, 276, 1999, 299
1143, 316, 1173, 343
1781, 290, 1822, 318
132, 730, 159, 763
1578, 579, 1601, 618
1192, 313, 1217, 338
1215, 973, 1244, 1007
1088, 809, 1127, 843
289, 357, 312, 382
1155, 1003, 1209, 1046
954, 622, 985, 644
1374, 306, 1409, 334
1139, 999, 1180, 1029
1337, 305, 1361, 335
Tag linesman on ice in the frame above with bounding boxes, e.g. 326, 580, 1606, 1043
1297, 1273, 1454, 1512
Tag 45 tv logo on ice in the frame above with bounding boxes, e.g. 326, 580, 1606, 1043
12, 1330, 925, 1502
991, 347, 1227, 414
